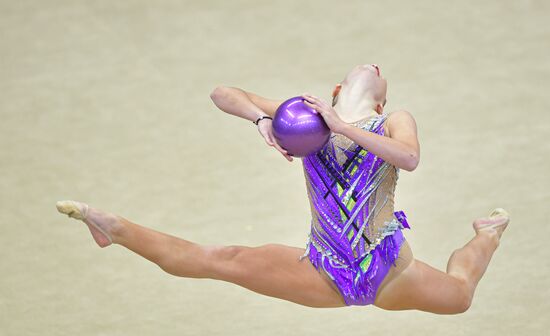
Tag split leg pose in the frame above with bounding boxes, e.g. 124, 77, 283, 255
56, 200, 347, 308
57, 64, 509, 314
56, 200, 508, 313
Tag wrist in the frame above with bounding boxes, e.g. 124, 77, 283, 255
253, 115, 273, 125
253, 111, 269, 123
334, 122, 351, 135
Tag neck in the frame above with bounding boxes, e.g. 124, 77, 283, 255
334, 94, 380, 123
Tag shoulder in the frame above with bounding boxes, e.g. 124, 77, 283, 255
385, 110, 417, 138
386, 110, 416, 127
387, 110, 415, 122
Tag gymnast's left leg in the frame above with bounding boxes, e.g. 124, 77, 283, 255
55, 200, 346, 308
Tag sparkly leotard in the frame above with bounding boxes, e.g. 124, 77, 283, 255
299, 112, 411, 306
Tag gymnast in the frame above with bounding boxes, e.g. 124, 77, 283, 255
56, 64, 509, 313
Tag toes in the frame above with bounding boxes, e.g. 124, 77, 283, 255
472, 216, 506, 230
489, 208, 510, 221
56, 200, 87, 220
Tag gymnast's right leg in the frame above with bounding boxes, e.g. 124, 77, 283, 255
55, 200, 346, 308
374, 210, 509, 314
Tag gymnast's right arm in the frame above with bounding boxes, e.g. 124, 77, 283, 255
209, 86, 293, 162
209, 86, 281, 121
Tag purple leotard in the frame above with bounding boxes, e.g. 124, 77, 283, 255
299, 113, 411, 306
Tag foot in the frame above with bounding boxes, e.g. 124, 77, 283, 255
56, 200, 123, 248
473, 208, 510, 240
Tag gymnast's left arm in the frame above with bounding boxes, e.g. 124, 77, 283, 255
339, 110, 420, 172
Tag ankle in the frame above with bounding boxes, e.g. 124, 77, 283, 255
109, 216, 128, 243
476, 229, 500, 249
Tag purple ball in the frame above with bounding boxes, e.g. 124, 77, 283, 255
272, 96, 331, 157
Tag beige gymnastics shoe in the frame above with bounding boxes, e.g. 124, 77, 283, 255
473, 208, 510, 239
56, 200, 88, 220
56, 200, 114, 247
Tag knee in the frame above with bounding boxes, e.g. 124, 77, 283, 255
205, 245, 251, 280
453, 278, 473, 314
159, 244, 250, 278
208, 245, 248, 262
455, 295, 472, 314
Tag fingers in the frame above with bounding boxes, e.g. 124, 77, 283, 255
302, 99, 318, 113
302, 94, 318, 106
303, 99, 326, 116
264, 137, 293, 161
262, 124, 292, 161
264, 135, 274, 146
302, 93, 326, 105
264, 131, 293, 161
271, 141, 293, 161
302, 94, 329, 114
275, 143, 293, 161
262, 133, 273, 145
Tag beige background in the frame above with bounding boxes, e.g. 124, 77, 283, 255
1, 0, 549, 335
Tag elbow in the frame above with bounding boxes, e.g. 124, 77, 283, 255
402, 153, 419, 172
210, 85, 228, 103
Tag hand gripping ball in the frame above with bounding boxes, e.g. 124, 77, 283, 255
271, 96, 331, 157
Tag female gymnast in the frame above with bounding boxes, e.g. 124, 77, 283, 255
56, 64, 509, 314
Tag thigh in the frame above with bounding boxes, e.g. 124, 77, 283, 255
212, 243, 347, 308
374, 257, 470, 314
376, 239, 414, 294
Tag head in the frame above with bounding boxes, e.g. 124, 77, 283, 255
332, 64, 387, 114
